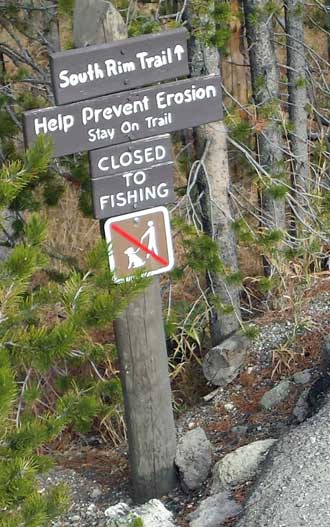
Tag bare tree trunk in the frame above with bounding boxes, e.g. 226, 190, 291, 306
284, 0, 309, 231
243, 0, 286, 236
43, 1, 60, 53
185, 2, 241, 345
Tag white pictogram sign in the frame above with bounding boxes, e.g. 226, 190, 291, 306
104, 206, 174, 282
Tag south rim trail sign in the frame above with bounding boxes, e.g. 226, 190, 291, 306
50, 28, 189, 104
23, 74, 222, 157
104, 207, 174, 282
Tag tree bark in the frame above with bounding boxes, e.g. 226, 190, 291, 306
284, 0, 309, 231
243, 0, 286, 233
185, 2, 241, 345
73, 0, 177, 503
114, 279, 177, 503
42, 1, 60, 53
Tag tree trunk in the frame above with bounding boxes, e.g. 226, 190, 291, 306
243, 0, 286, 234
114, 279, 177, 503
284, 0, 309, 231
185, 2, 241, 345
42, 1, 60, 53
73, 0, 177, 503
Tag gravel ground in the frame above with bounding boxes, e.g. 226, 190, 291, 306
39, 469, 118, 527
38, 279, 330, 527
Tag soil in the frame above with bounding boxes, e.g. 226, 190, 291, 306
42, 275, 330, 527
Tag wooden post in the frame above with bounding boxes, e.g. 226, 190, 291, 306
73, 0, 177, 503
115, 278, 177, 502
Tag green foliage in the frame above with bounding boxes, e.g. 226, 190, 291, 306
258, 275, 279, 293
183, 233, 225, 274
0, 142, 149, 527
131, 518, 144, 527
257, 229, 284, 247
191, 0, 232, 53
267, 183, 288, 200
225, 112, 252, 144
129, 17, 161, 37
241, 325, 260, 340
58, 0, 74, 16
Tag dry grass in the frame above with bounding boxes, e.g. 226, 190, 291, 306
41, 183, 99, 269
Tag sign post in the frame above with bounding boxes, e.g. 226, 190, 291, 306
72, 5, 179, 502
22, 0, 224, 502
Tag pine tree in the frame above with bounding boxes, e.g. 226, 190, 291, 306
0, 136, 148, 527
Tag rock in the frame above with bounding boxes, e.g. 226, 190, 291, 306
260, 380, 292, 410
73, 0, 127, 47
175, 427, 213, 491
105, 499, 175, 527
321, 334, 330, 371
224, 402, 235, 412
202, 335, 250, 386
235, 398, 330, 526
293, 388, 310, 423
188, 492, 242, 527
293, 370, 311, 385
90, 487, 102, 499
306, 373, 330, 415
231, 425, 248, 436
212, 439, 277, 492
105, 503, 130, 519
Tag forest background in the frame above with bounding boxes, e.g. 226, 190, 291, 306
1, 0, 330, 525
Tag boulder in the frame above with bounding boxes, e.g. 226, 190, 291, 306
260, 380, 292, 410
73, 0, 127, 47
212, 439, 277, 492
188, 492, 242, 527
175, 427, 213, 491
105, 499, 175, 527
321, 334, 330, 372
293, 370, 311, 385
292, 388, 309, 423
235, 398, 330, 526
202, 335, 250, 386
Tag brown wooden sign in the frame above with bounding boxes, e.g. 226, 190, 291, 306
104, 206, 174, 282
91, 163, 175, 219
23, 75, 223, 157
89, 135, 173, 178
50, 28, 189, 105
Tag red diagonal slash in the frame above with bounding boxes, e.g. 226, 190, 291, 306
111, 223, 169, 266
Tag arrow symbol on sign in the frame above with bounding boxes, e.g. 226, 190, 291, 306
174, 44, 185, 62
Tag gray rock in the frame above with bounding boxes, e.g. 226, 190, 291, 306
73, 0, 127, 48
105, 500, 175, 527
202, 335, 250, 386
321, 335, 330, 371
105, 503, 130, 519
188, 492, 242, 527
212, 439, 277, 492
231, 425, 248, 435
293, 370, 311, 385
235, 398, 330, 527
90, 487, 102, 499
260, 380, 292, 410
293, 388, 310, 423
175, 427, 213, 491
